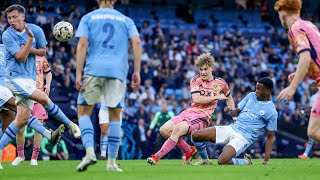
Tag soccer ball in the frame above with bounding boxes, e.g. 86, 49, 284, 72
53, 21, 73, 42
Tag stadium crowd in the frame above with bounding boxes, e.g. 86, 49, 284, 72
0, 0, 318, 160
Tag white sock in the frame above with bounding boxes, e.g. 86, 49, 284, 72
86, 147, 95, 156
43, 130, 52, 140
108, 158, 116, 165
101, 151, 106, 157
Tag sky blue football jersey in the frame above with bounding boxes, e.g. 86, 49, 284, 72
2, 23, 47, 80
231, 92, 278, 143
76, 8, 139, 81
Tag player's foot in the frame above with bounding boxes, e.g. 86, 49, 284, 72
107, 163, 123, 172
298, 154, 308, 159
76, 154, 97, 172
99, 156, 107, 160
30, 159, 38, 166
69, 122, 81, 139
50, 124, 65, 145
244, 154, 253, 165
147, 154, 158, 165
193, 159, 213, 165
0, 164, 3, 169
12, 157, 25, 166
184, 146, 197, 164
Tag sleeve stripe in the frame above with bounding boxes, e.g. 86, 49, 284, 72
191, 91, 200, 95
225, 92, 231, 97
297, 48, 311, 55
44, 70, 51, 73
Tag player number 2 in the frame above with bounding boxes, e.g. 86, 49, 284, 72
103, 23, 114, 49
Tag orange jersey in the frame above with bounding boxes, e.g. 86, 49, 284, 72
189, 74, 230, 118
288, 18, 320, 86
35, 56, 51, 91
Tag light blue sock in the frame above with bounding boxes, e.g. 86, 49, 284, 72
79, 115, 94, 149
108, 121, 121, 159
0, 130, 3, 140
194, 141, 209, 160
232, 158, 249, 165
44, 102, 72, 126
100, 135, 108, 155
0, 123, 19, 150
27, 115, 46, 134
303, 137, 315, 156
27, 115, 51, 139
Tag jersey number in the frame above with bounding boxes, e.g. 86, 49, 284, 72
103, 23, 114, 49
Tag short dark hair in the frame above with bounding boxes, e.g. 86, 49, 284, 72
5, 4, 26, 15
258, 77, 274, 91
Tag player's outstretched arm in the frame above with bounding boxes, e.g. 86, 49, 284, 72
75, 37, 88, 91
277, 50, 311, 101
30, 47, 46, 56
131, 35, 142, 91
263, 130, 275, 165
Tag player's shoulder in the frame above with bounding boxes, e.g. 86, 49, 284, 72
190, 74, 201, 83
27, 23, 41, 31
214, 76, 228, 85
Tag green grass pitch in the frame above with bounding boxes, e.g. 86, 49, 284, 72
0, 159, 319, 180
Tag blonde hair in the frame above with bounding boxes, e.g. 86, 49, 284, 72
194, 53, 215, 68
274, 0, 302, 14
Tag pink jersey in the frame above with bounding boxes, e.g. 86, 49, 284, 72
189, 74, 230, 119
288, 18, 320, 86
35, 56, 51, 91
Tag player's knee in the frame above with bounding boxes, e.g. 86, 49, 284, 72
37, 96, 50, 106
191, 132, 200, 142
159, 126, 169, 137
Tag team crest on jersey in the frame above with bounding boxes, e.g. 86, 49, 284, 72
260, 110, 265, 116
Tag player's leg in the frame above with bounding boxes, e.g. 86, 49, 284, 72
30, 103, 49, 165
12, 126, 25, 166
31, 120, 42, 165
76, 104, 96, 172
107, 107, 122, 172
192, 126, 217, 143
299, 137, 314, 159
99, 105, 109, 159
308, 95, 320, 141
159, 120, 174, 139
100, 78, 126, 172
76, 76, 103, 172
29, 89, 80, 138
148, 120, 189, 164
218, 131, 252, 165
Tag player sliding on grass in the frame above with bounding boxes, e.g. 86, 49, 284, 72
192, 77, 277, 165
147, 53, 235, 165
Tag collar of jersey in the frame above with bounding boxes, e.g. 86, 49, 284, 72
258, 101, 272, 104
12, 27, 26, 36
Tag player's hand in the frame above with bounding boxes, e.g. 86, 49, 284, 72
44, 84, 51, 96
213, 94, 228, 100
131, 71, 141, 92
277, 86, 295, 101
24, 22, 34, 39
288, 73, 295, 81
224, 106, 232, 114
76, 74, 84, 91
262, 160, 269, 165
